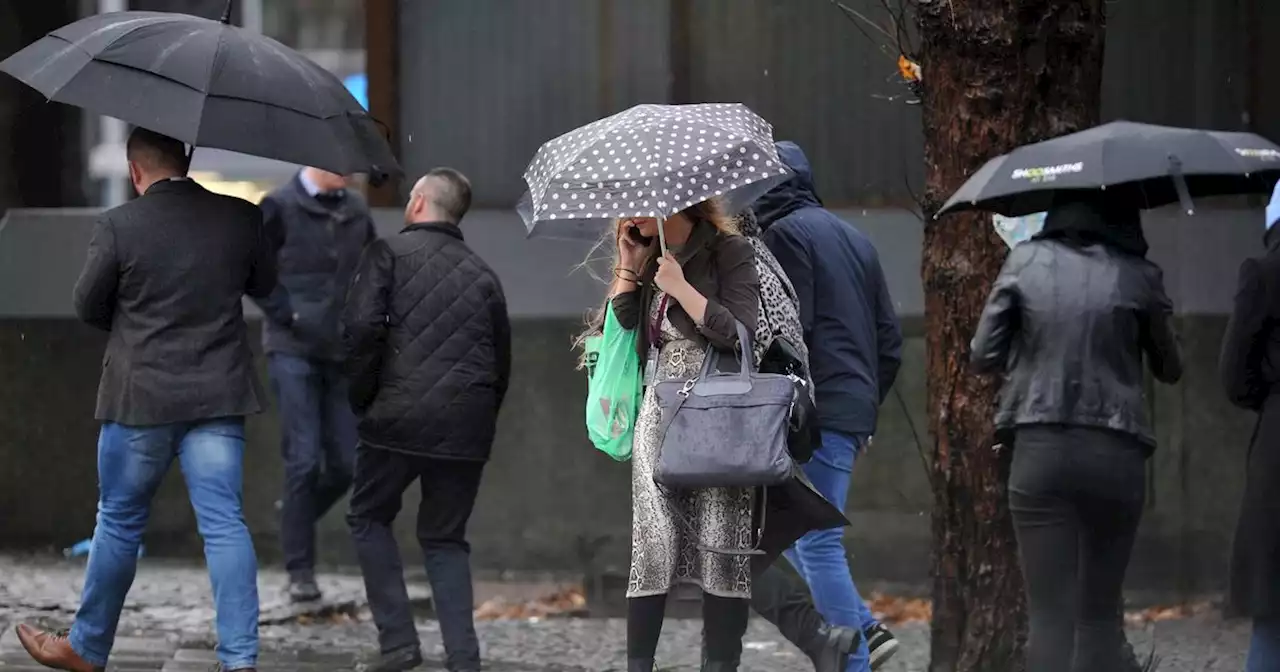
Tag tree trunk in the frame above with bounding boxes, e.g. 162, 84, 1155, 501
916, 2, 1106, 670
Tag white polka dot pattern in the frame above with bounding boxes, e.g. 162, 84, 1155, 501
518, 103, 790, 238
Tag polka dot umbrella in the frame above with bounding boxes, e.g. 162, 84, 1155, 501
518, 103, 793, 245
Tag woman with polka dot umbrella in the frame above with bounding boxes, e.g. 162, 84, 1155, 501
518, 102, 793, 249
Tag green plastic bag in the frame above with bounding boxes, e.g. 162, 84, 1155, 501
584, 304, 642, 461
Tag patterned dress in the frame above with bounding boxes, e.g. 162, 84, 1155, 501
626, 291, 755, 599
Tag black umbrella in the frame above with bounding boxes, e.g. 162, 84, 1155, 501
938, 120, 1280, 218
518, 103, 792, 244
0, 4, 399, 182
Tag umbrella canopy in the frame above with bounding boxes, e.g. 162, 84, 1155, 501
518, 103, 792, 242
0, 8, 399, 182
938, 120, 1280, 218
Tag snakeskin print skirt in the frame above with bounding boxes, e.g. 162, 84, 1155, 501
626, 323, 754, 599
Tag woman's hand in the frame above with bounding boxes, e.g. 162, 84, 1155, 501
654, 251, 689, 295
617, 220, 652, 273
657, 251, 709, 324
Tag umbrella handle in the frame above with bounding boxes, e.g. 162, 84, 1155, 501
1168, 155, 1195, 215
657, 217, 668, 257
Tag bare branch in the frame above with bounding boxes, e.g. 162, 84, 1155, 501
827, 0, 899, 60
902, 169, 928, 224
877, 0, 917, 55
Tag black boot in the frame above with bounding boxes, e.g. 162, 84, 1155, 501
701, 661, 739, 671
806, 624, 859, 672
627, 659, 654, 672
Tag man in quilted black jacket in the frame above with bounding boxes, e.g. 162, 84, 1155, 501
341, 168, 511, 672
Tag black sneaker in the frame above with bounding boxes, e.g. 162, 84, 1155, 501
864, 623, 900, 670
355, 645, 424, 672
287, 578, 322, 603
807, 624, 859, 672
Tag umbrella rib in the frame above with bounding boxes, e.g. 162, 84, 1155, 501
50, 54, 357, 123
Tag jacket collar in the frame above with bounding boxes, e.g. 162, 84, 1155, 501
404, 221, 464, 240
143, 177, 199, 196
289, 173, 355, 216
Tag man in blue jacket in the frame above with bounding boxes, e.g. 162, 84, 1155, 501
754, 142, 904, 671
252, 167, 377, 602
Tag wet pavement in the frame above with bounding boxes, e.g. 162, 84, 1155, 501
0, 556, 1255, 670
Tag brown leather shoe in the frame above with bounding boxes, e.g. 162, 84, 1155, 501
13, 624, 103, 672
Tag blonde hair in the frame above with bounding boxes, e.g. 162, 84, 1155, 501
572, 197, 740, 368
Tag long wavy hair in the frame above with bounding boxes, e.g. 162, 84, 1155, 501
573, 197, 740, 369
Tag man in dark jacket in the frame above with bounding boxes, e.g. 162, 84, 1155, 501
341, 168, 510, 672
15, 128, 273, 672
251, 167, 376, 602
753, 141, 904, 671
1221, 182, 1280, 671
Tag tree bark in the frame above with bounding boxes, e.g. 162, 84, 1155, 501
916, 2, 1106, 670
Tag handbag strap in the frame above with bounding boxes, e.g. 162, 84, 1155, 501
693, 320, 755, 395
656, 378, 695, 445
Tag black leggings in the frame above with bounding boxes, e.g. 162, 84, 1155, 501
1011, 425, 1147, 672
627, 593, 749, 662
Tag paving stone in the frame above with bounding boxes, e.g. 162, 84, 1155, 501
0, 555, 1262, 670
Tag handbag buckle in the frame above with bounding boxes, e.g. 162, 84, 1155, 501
677, 378, 697, 397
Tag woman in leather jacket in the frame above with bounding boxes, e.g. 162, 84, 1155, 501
970, 193, 1183, 672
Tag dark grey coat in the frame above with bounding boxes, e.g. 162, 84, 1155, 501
1222, 233, 1280, 618
73, 179, 276, 425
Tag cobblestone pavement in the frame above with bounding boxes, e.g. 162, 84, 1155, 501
0, 556, 1254, 670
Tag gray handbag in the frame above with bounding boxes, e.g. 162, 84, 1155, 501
652, 321, 795, 489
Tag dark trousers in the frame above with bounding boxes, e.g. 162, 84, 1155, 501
268, 353, 358, 579
750, 555, 837, 658
1010, 425, 1147, 672
347, 445, 485, 671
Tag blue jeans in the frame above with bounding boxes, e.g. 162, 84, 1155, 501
268, 353, 358, 579
1248, 618, 1280, 672
69, 419, 258, 670
785, 430, 877, 672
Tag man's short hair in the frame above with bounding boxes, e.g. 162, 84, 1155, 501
419, 168, 472, 222
126, 127, 188, 175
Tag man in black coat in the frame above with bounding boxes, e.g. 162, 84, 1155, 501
1222, 183, 1280, 670
753, 141, 904, 670
341, 168, 510, 672
15, 128, 274, 672
251, 167, 375, 602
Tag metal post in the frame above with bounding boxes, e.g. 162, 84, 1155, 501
99, 0, 127, 207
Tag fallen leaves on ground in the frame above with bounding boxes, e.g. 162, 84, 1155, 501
473, 586, 588, 621
865, 593, 1214, 627
867, 592, 933, 625
1124, 601, 1214, 625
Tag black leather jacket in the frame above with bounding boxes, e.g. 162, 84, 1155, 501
970, 238, 1183, 446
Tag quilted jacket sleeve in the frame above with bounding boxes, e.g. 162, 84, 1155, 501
342, 239, 394, 414
490, 279, 512, 408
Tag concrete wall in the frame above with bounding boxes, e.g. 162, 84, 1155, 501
0, 204, 1266, 599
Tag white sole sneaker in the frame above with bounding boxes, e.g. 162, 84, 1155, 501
869, 638, 900, 670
